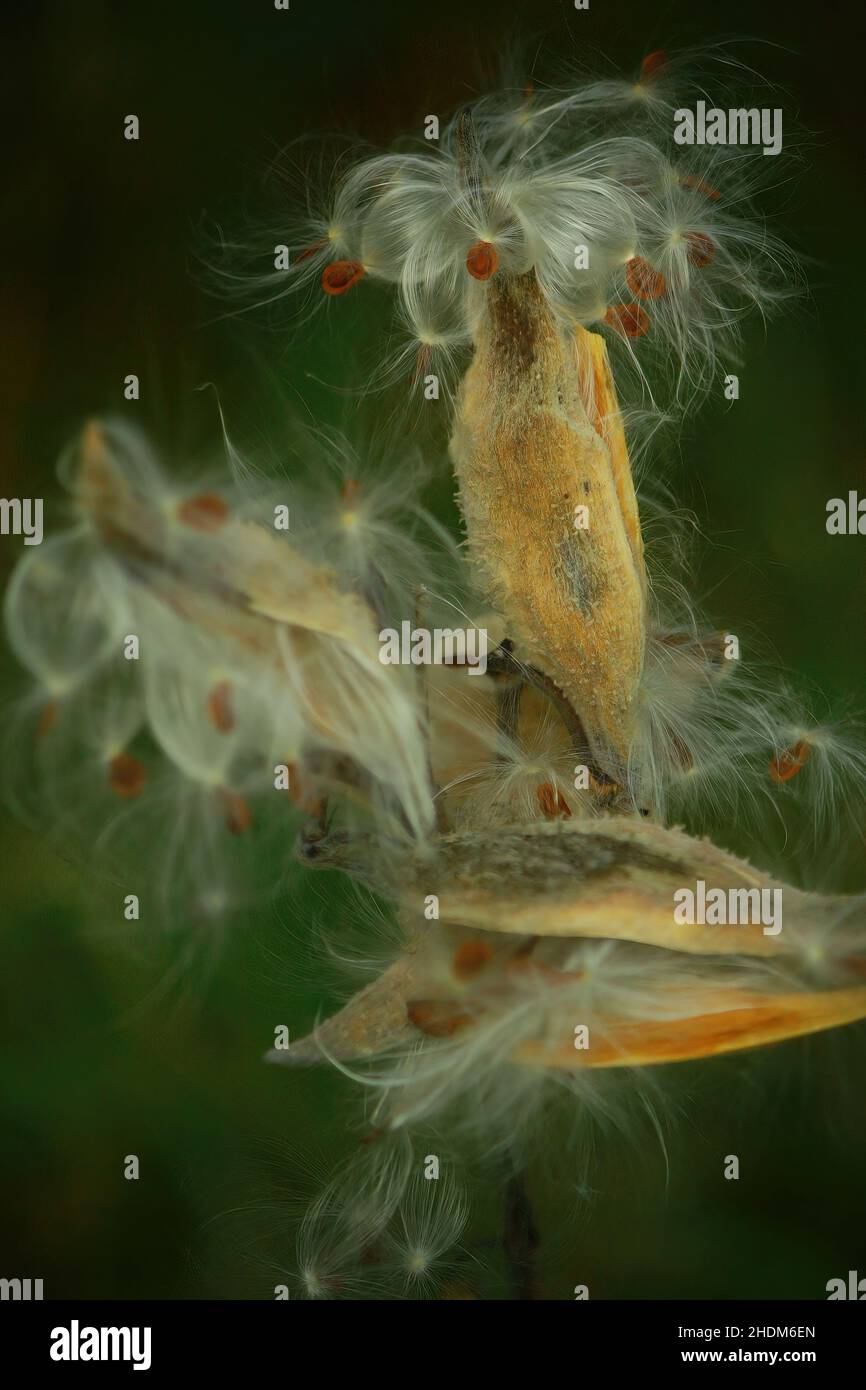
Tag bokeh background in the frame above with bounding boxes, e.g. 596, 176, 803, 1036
1, 0, 865, 1299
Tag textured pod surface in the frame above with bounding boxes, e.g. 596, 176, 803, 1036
393, 818, 852, 957
267, 957, 417, 1065
450, 273, 646, 781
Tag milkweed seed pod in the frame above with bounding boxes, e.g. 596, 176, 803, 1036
210, 54, 798, 794
4, 45, 864, 1300
2, 419, 444, 923
449, 274, 646, 785
277, 818, 866, 1101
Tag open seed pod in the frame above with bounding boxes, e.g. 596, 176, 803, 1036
72, 421, 435, 837
275, 816, 866, 1079
450, 277, 646, 786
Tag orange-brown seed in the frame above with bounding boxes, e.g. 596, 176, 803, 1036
680, 174, 721, 202
625, 256, 666, 302
452, 940, 493, 980
537, 782, 573, 819
177, 492, 229, 533
686, 232, 716, 268
321, 260, 365, 295
220, 788, 253, 834
207, 681, 235, 733
407, 999, 475, 1038
108, 752, 146, 799
604, 302, 651, 339
37, 700, 59, 737
769, 740, 811, 784
640, 50, 667, 81
295, 238, 327, 264
339, 478, 362, 506
466, 241, 499, 281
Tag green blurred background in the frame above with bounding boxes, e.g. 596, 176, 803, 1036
1, 0, 865, 1299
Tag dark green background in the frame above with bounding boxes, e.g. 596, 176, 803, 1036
1, 0, 864, 1298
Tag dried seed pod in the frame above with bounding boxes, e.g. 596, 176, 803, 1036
76, 422, 374, 648
515, 985, 866, 1069
392, 817, 856, 958
450, 272, 646, 783
273, 935, 866, 1074
74, 422, 434, 836
266, 956, 418, 1064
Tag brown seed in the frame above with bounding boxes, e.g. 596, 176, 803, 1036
466, 241, 499, 281
108, 752, 146, 799
537, 782, 572, 819
360, 1127, 387, 1146
321, 260, 365, 295
177, 492, 228, 532
206, 681, 235, 733
686, 232, 716, 268
284, 761, 325, 816
220, 788, 252, 834
680, 174, 721, 202
452, 940, 493, 980
37, 700, 59, 737
669, 729, 695, 771
407, 999, 475, 1038
769, 740, 811, 784
625, 256, 666, 302
639, 50, 667, 82
339, 478, 362, 506
295, 238, 327, 264
604, 302, 650, 339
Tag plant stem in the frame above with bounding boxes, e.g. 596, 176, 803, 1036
502, 1169, 540, 1300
